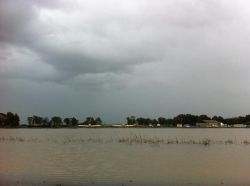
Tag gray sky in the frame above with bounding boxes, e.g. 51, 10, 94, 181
0, 0, 249, 124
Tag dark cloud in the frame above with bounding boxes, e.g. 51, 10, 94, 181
0, 1, 36, 45
0, 0, 249, 123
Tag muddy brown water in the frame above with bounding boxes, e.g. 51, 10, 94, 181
0, 128, 250, 186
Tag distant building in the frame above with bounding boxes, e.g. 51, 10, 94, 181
183, 124, 191, 128
233, 124, 246, 128
112, 124, 135, 127
177, 124, 182, 128
196, 120, 220, 128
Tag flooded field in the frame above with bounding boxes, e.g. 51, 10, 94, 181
0, 128, 250, 186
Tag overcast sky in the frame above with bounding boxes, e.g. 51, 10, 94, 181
0, 0, 249, 124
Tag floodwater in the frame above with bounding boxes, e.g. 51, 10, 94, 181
0, 128, 250, 186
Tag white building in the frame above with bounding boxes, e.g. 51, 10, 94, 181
196, 120, 220, 128
233, 124, 246, 128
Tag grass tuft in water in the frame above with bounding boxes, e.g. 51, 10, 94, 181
1, 134, 249, 147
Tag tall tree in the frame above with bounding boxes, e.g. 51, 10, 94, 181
51, 116, 62, 126
126, 116, 136, 125
85, 117, 94, 125
42, 117, 49, 126
245, 115, 250, 122
151, 119, 158, 125
126, 117, 132, 125
71, 117, 78, 126
136, 117, 146, 125
6, 112, 15, 126
217, 116, 224, 123
13, 113, 20, 126
27, 117, 33, 126
64, 118, 71, 126
0, 113, 7, 127
145, 118, 151, 126
33, 116, 43, 125
198, 114, 211, 121
158, 117, 167, 125
95, 117, 102, 125
166, 118, 173, 125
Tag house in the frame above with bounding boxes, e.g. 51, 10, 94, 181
246, 122, 250, 127
196, 120, 220, 128
112, 124, 136, 127
221, 123, 228, 127
183, 124, 191, 128
177, 124, 182, 128
233, 124, 246, 128
196, 123, 207, 128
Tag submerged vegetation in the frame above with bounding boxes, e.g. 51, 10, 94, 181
1, 133, 249, 146
116, 133, 250, 146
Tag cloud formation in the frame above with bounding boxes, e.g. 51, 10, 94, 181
0, 0, 249, 123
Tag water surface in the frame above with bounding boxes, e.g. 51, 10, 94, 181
0, 128, 250, 186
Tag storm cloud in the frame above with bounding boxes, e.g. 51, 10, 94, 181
0, 0, 249, 123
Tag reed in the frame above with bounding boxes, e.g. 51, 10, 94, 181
225, 139, 234, 145
243, 139, 250, 145
0, 136, 25, 142
0, 134, 249, 147
116, 133, 250, 146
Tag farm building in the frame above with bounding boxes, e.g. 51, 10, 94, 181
177, 124, 182, 128
196, 120, 220, 128
233, 124, 246, 128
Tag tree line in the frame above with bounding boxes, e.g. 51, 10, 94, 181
0, 112, 103, 128
126, 114, 250, 126
1, 112, 250, 127
0, 112, 20, 127
27, 116, 78, 127
26, 115, 102, 127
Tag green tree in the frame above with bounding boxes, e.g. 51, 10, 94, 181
84, 117, 94, 125
212, 116, 218, 120
13, 113, 20, 127
6, 112, 14, 126
64, 118, 71, 126
198, 114, 211, 121
245, 115, 250, 122
42, 117, 49, 126
166, 118, 173, 125
136, 117, 146, 125
126, 117, 132, 125
151, 119, 158, 125
217, 116, 224, 123
51, 116, 62, 126
158, 117, 167, 125
0, 113, 7, 127
72, 117, 78, 126
233, 116, 245, 124
173, 114, 184, 124
126, 116, 136, 125
184, 114, 199, 125
5, 112, 19, 127
33, 116, 43, 125
144, 118, 151, 126
131, 116, 136, 124
27, 117, 33, 126
95, 117, 102, 125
